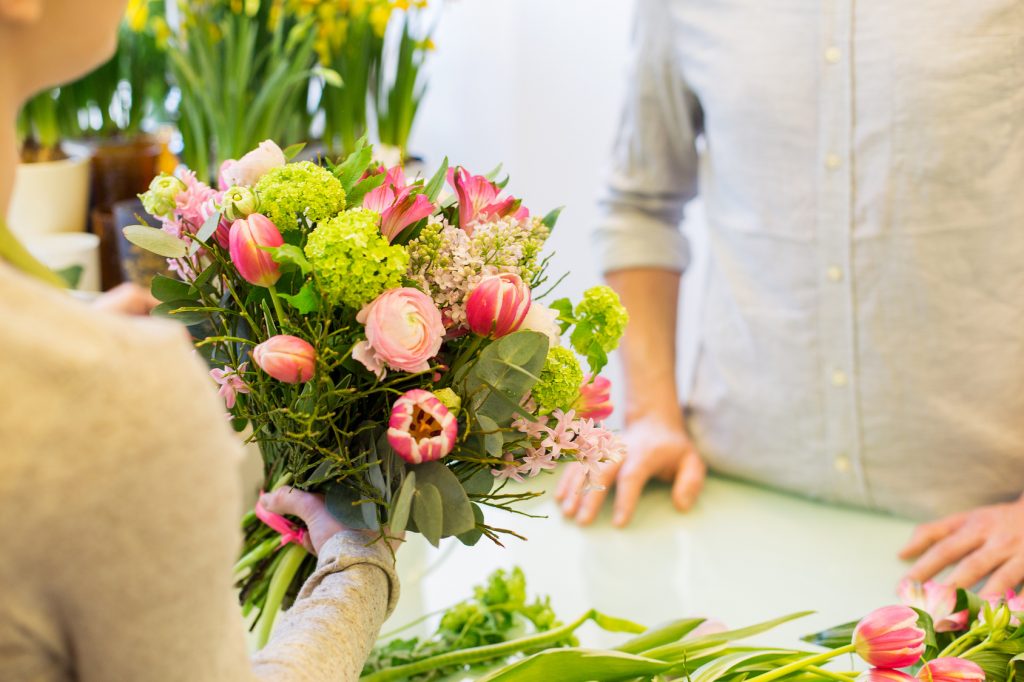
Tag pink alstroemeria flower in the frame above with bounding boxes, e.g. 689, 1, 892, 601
448, 166, 529, 233
210, 362, 249, 409
853, 605, 926, 669
898, 579, 969, 633
387, 389, 458, 464
362, 166, 436, 242
575, 375, 614, 421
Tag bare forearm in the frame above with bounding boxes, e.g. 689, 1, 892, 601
605, 267, 683, 425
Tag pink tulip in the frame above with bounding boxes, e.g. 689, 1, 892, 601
387, 389, 459, 464
917, 658, 985, 682
857, 671, 916, 682
576, 375, 614, 421
353, 288, 445, 378
448, 167, 529, 233
898, 580, 968, 633
253, 335, 316, 384
229, 214, 284, 288
853, 605, 926, 669
465, 273, 532, 339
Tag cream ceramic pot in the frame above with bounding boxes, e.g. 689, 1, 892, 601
6, 154, 91, 238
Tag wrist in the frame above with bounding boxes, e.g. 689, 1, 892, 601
624, 399, 685, 429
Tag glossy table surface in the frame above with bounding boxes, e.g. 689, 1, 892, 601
388, 474, 918, 653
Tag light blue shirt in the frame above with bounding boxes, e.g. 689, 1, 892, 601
596, 0, 1024, 519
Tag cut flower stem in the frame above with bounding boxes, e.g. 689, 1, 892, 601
744, 643, 855, 682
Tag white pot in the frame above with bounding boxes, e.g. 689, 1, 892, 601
22, 232, 101, 292
6, 154, 91, 238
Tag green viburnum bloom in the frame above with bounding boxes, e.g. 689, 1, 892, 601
254, 161, 346, 232
532, 346, 584, 414
575, 285, 629, 353
304, 208, 409, 310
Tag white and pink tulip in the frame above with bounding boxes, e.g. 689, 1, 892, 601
387, 389, 458, 464
465, 273, 532, 339
853, 605, 926, 669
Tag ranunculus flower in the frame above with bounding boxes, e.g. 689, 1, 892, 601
465, 273, 532, 339
917, 657, 985, 682
220, 139, 287, 189
857, 670, 916, 682
898, 580, 968, 633
229, 214, 284, 288
519, 302, 562, 347
576, 375, 614, 421
853, 605, 926, 669
253, 335, 316, 384
387, 389, 458, 464
353, 288, 445, 378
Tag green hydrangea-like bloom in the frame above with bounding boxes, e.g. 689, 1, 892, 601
254, 161, 346, 232
575, 285, 629, 353
304, 208, 409, 310
532, 346, 584, 414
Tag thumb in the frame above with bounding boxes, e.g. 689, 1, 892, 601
260, 487, 323, 524
671, 453, 706, 512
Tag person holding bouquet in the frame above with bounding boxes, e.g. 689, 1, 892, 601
559, 0, 1024, 597
0, 1, 397, 680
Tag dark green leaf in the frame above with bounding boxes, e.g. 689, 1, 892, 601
424, 156, 449, 202
414, 461, 475, 538
151, 274, 195, 302
151, 299, 207, 326
389, 471, 416, 535
122, 224, 188, 258
476, 414, 504, 457
325, 482, 380, 531
801, 620, 857, 650
456, 504, 485, 546
412, 481, 443, 546
462, 467, 495, 497
540, 206, 564, 229
956, 588, 987, 624
282, 142, 307, 160
279, 280, 320, 314
464, 331, 549, 425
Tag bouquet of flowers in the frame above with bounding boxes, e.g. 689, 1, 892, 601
128, 138, 628, 644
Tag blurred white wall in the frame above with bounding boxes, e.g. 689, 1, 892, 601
414, 0, 707, 424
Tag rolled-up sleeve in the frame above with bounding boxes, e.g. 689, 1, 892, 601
596, 0, 702, 274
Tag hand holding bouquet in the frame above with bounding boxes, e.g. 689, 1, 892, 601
129, 139, 628, 644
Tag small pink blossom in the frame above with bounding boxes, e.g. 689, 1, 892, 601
518, 446, 558, 478
492, 453, 525, 483
173, 170, 219, 232
513, 414, 550, 441
541, 409, 577, 457
210, 363, 249, 409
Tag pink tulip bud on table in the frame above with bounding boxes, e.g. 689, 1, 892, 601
253, 335, 316, 384
853, 605, 927, 669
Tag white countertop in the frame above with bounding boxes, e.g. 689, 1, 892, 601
388, 474, 918, 651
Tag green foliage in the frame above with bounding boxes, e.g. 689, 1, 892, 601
462, 331, 549, 426
122, 224, 188, 258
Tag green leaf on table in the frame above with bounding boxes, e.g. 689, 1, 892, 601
411, 481, 442, 546
424, 156, 449, 202
476, 648, 673, 682
464, 331, 549, 425
55, 264, 83, 289
151, 274, 195, 303
592, 612, 646, 635
122, 224, 187, 258
334, 136, 374, 195
540, 206, 564, 229
388, 471, 416, 536
268, 243, 312, 276
414, 461, 475, 538
279, 280, 320, 314
690, 650, 797, 682
282, 142, 307, 160
615, 618, 705, 654
152, 299, 208, 326
188, 210, 222, 255
801, 619, 857, 650
648, 612, 814, 661
325, 481, 380, 531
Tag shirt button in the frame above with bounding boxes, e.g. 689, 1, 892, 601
834, 454, 851, 474
825, 46, 841, 64
827, 265, 844, 282
831, 369, 848, 387
825, 153, 841, 170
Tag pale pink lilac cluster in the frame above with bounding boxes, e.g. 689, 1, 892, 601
497, 409, 625, 487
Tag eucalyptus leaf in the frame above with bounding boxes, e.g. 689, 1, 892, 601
151, 299, 207, 326
414, 461, 475, 537
325, 482, 380, 531
456, 504, 485, 547
122, 224, 188, 258
412, 481, 443, 547
464, 331, 548, 425
389, 472, 416, 535
476, 414, 504, 457
462, 467, 495, 497
189, 210, 222, 255
151, 274, 195, 303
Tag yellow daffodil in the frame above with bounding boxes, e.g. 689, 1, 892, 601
125, 0, 149, 33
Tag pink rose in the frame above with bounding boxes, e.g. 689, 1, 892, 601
354, 288, 445, 378
219, 140, 287, 189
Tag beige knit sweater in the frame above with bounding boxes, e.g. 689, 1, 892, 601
0, 264, 398, 681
